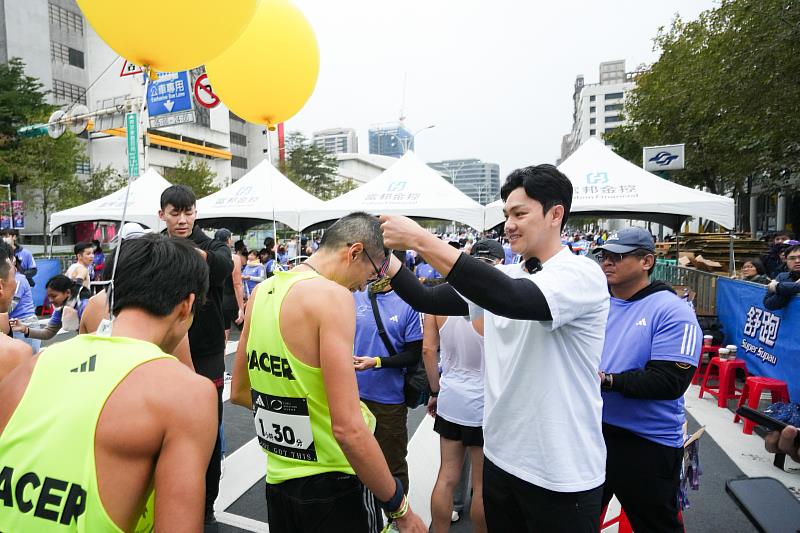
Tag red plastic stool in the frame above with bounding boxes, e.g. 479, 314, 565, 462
733, 377, 790, 434
692, 345, 720, 385
699, 357, 748, 408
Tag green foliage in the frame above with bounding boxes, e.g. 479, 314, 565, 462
11, 133, 85, 252
284, 132, 351, 200
605, 0, 800, 195
0, 58, 55, 183
76, 165, 127, 204
163, 156, 220, 198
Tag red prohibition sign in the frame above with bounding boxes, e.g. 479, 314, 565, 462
194, 74, 220, 109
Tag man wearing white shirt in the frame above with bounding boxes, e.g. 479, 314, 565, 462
381, 164, 609, 532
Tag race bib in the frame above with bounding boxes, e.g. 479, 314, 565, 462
252, 391, 317, 462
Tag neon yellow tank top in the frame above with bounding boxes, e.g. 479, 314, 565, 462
0, 335, 172, 532
247, 270, 375, 484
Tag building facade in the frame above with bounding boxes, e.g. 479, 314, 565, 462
0, 0, 270, 238
313, 127, 357, 155
369, 123, 413, 158
428, 159, 500, 205
335, 153, 397, 185
560, 60, 637, 162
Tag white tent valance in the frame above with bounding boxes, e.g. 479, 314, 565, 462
484, 138, 734, 230
195, 160, 325, 231
49, 168, 171, 232
299, 151, 485, 230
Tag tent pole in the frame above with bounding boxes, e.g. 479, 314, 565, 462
729, 228, 735, 276
675, 216, 681, 261
266, 126, 278, 249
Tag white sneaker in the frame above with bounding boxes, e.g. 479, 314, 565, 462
451, 511, 460, 522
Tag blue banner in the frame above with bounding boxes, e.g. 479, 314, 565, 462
716, 277, 800, 401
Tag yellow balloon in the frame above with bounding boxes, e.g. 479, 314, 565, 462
205, 0, 319, 126
76, 0, 258, 72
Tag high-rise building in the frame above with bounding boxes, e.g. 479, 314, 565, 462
428, 159, 500, 205
0, 0, 270, 236
560, 60, 637, 161
313, 127, 358, 155
369, 123, 413, 158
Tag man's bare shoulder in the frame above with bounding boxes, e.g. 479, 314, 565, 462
132, 357, 216, 409
0, 337, 33, 382
289, 276, 352, 303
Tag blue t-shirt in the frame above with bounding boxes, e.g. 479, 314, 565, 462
353, 290, 423, 404
9, 273, 36, 319
503, 243, 514, 265
415, 263, 441, 280
49, 298, 88, 329
242, 263, 266, 295
600, 288, 702, 447
15, 247, 36, 272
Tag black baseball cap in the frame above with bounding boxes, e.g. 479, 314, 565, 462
471, 239, 505, 261
594, 227, 655, 254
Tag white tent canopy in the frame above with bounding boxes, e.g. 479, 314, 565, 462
195, 160, 325, 231
484, 138, 735, 230
49, 168, 171, 232
299, 151, 485, 230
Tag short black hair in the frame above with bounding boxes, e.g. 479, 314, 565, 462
74, 242, 93, 256
234, 239, 246, 252
214, 228, 232, 242
500, 164, 573, 230
744, 257, 767, 275
111, 234, 208, 316
319, 212, 384, 259
786, 244, 800, 257
160, 184, 196, 211
0, 240, 13, 279
46, 274, 73, 293
0, 228, 18, 237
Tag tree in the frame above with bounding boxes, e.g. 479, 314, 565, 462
0, 58, 55, 185
605, 0, 800, 198
163, 156, 220, 198
10, 133, 85, 254
283, 132, 352, 200
75, 165, 127, 204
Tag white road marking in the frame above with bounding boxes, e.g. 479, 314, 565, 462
215, 438, 266, 512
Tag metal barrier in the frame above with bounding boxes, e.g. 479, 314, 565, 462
652, 263, 722, 316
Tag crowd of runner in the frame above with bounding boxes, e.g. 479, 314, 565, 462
0, 166, 798, 533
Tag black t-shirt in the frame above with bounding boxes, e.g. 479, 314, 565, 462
186, 227, 234, 380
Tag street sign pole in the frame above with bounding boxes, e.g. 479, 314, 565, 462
126, 112, 139, 178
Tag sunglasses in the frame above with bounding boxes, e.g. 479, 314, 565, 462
359, 245, 391, 280
596, 250, 651, 264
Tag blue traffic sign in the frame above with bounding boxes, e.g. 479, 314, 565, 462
147, 71, 193, 117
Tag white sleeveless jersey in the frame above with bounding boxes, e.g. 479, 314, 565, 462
437, 315, 484, 427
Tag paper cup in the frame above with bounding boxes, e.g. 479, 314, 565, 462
718, 348, 729, 361
703, 335, 713, 346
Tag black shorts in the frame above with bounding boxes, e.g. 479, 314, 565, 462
222, 308, 238, 330
266, 472, 383, 533
434, 415, 484, 447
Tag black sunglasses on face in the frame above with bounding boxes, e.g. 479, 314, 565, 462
596, 250, 651, 264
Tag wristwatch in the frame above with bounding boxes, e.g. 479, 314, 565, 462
601, 373, 614, 391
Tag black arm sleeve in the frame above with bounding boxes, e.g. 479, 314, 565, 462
379, 340, 422, 369
205, 240, 235, 287
610, 360, 696, 400
390, 265, 469, 316
446, 254, 552, 321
